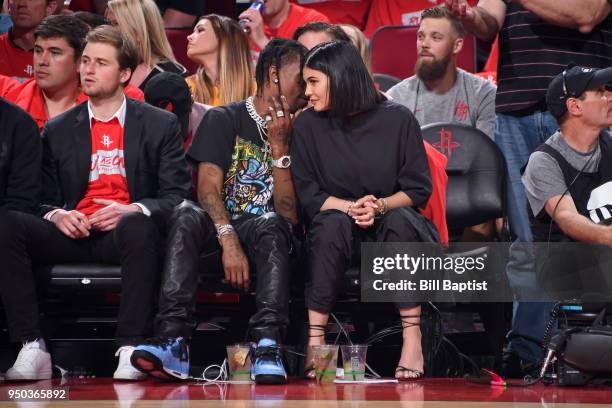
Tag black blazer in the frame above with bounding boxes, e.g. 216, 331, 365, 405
0, 97, 41, 214
40, 98, 191, 225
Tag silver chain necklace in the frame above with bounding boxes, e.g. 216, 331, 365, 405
245, 96, 271, 157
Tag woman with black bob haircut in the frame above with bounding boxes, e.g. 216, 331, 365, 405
291, 41, 439, 380
300, 40, 382, 117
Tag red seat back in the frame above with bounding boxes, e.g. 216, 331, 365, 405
371, 25, 476, 79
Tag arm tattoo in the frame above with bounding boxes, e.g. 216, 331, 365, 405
198, 163, 232, 225
199, 191, 229, 222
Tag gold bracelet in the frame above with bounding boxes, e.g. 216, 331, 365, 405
347, 201, 356, 215
378, 198, 388, 215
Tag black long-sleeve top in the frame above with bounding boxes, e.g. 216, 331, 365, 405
291, 100, 431, 222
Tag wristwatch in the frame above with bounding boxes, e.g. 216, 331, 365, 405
272, 155, 291, 169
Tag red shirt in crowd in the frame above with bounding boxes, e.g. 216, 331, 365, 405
6, 79, 88, 130
422, 142, 449, 246
76, 106, 130, 217
0, 74, 20, 98
123, 83, 145, 101
5, 80, 144, 130
364, 0, 477, 37
475, 35, 499, 86
0, 32, 34, 81
264, 3, 330, 40
291, 0, 372, 30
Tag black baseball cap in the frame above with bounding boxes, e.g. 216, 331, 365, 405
144, 72, 192, 140
546, 64, 612, 120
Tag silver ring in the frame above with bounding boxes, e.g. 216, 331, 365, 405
265, 115, 273, 122
276, 110, 285, 118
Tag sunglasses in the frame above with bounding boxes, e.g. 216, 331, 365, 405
562, 69, 612, 98
561, 69, 575, 99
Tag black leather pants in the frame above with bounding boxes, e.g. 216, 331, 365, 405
155, 200, 292, 342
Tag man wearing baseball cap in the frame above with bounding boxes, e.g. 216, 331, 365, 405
144, 72, 194, 143
522, 65, 612, 295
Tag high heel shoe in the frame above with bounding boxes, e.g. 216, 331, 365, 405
303, 324, 326, 379
395, 314, 424, 380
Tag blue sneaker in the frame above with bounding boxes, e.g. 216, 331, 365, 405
251, 338, 287, 385
131, 337, 189, 380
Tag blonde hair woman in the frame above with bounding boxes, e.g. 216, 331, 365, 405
339, 24, 372, 74
107, 0, 186, 89
186, 14, 255, 106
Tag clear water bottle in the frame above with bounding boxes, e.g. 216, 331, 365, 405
239, 1, 264, 33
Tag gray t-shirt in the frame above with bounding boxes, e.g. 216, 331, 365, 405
522, 131, 601, 217
387, 69, 496, 139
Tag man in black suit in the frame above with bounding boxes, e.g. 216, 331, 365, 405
0, 25, 191, 381
0, 97, 41, 214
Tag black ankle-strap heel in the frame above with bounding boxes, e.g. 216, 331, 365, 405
304, 324, 327, 379
396, 315, 424, 380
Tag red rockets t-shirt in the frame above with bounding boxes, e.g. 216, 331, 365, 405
76, 117, 130, 216
364, 0, 477, 37
0, 32, 34, 81
291, 0, 372, 30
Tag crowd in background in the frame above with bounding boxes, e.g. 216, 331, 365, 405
0, 0, 611, 385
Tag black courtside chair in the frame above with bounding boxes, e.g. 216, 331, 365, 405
421, 122, 509, 371
373, 73, 401, 92
420, 122, 505, 235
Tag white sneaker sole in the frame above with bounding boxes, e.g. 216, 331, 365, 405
5, 369, 52, 381
113, 369, 147, 381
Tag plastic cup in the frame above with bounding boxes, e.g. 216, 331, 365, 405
226, 343, 252, 381
312, 345, 339, 384
341, 344, 367, 381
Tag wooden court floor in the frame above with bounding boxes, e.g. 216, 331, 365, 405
1, 378, 612, 407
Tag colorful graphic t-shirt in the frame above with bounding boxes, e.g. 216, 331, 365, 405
187, 101, 274, 219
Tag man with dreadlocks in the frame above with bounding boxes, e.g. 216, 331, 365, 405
130, 38, 308, 384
